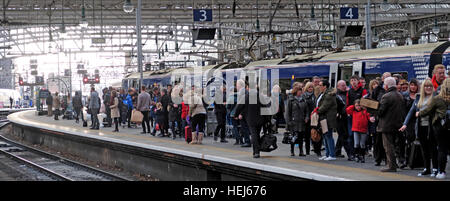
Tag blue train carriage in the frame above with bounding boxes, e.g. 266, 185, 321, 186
319, 41, 450, 88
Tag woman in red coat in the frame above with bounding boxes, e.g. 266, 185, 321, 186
346, 99, 375, 163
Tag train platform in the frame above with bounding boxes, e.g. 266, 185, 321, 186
6, 110, 448, 181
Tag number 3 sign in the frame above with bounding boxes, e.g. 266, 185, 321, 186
193, 9, 213, 22
340, 7, 358, 19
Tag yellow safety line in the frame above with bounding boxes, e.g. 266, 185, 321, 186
13, 111, 434, 181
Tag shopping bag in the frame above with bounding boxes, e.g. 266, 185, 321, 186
131, 109, 143, 123
311, 112, 319, 126
320, 119, 328, 133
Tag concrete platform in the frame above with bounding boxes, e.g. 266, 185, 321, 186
7, 110, 447, 181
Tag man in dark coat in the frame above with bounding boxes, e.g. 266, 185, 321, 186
335, 80, 351, 159
234, 81, 265, 158
159, 88, 171, 136
46, 93, 53, 117
72, 91, 83, 123
214, 86, 228, 143
102, 88, 112, 127
377, 77, 406, 172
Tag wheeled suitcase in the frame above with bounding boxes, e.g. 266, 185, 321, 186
408, 140, 424, 169
185, 126, 192, 143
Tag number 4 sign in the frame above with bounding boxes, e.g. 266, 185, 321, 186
193, 9, 213, 22
340, 7, 358, 19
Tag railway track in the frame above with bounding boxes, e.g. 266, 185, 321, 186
0, 120, 132, 181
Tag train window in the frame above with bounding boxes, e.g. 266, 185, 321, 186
364, 74, 381, 88
390, 72, 408, 80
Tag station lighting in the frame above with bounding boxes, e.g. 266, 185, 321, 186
295, 48, 303, 54
80, 2, 88, 28
380, 0, 391, 12
372, 30, 380, 43
266, 50, 273, 57
123, 0, 134, 13
331, 42, 338, 49
59, 25, 67, 38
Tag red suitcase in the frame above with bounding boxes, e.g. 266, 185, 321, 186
185, 126, 192, 143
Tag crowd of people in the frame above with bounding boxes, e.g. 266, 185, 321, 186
44, 64, 449, 179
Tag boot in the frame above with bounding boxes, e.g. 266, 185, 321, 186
360, 148, 365, 163
197, 132, 204, 144
355, 148, 360, 163
190, 133, 198, 144
290, 145, 295, 156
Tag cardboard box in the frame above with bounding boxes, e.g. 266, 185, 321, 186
360, 98, 379, 110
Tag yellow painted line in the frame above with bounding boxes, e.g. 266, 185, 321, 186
12, 111, 434, 181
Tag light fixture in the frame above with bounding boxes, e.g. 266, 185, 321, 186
309, 2, 319, 30
380, 0, 391, 12
266, 50, 273, 57
123, 0, 134, 13
372, 30, 379, 43
432, 21, 440, 34
432, 0, 440, 35
59, 25, 67, 38
80, 1, 88, 28
331, 41, 337, 49
295, 47, 303, 54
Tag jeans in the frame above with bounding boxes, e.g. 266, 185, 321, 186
91, 109, 99, 128
354, 132, 368, 148
418, 125, 438, 171
323, 130, 336, 158
434, 125, 449, 173
141, 111, 150, 133
231, 118, 242, 143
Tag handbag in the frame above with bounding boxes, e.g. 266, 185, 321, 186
311, 128, 321, 142
130, 109, 143, 123
282, 132, 292, 144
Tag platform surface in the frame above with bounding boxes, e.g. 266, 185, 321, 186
8, 111, 449, 181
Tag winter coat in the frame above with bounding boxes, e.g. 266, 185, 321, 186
137, 91, 151, 112
72, 94, 83, 110
53, 96, 61, 110
181, 102, 189, 120
376, 87, 405, 133
234, 89, 265, 127
346, 105, 371, 133
286, 95, 309, 133
419, 95, 448, 126
189, 95, 207, 117
125, 94, 133, 110
317, 88, 338, 129
110, 97, 120, 118
346, 83, 367, 107
89, 91, 100, 110
46, 94, 53, 106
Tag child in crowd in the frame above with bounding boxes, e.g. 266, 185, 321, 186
346, 99, 375, 163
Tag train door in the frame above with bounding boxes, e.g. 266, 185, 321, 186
352, 61, 364, 77
329, 62, 353, 87
329, 63, 338, 88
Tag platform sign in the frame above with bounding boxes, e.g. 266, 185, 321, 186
91, 38, 106, 44
320, 33, 334, 42
193, 9, 213, 22
340, 7, 358, 20
39, 89, 50, 99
